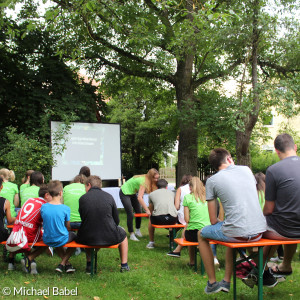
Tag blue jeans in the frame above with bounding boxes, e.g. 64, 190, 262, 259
200, 221, 262, 243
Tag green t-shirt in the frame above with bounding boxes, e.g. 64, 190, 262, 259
21, 185, 40, 207
183, 193, 211, 230
0, 181, 19, 217
20, 183, 30, 205
258, 191, 265, 210
63, 182, 86, 222
121, 176, 145, 195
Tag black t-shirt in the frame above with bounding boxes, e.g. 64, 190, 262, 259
265, 156, 300, 238
0, 197, 9, 242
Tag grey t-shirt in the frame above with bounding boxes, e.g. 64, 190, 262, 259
149, 189, 178, 218
265, 156, 300, 238
206, 165, 266, 237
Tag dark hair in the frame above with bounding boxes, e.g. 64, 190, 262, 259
208, 148, 230, 171
22, 170, 34, 184
48, 180, 63, 197
0, 177, 3, 188
202, 175, 212, 186
39, 184, 49, 198
179, 175, 192, 187
30, 171, 44, 186
72, 174, 86, 184
274, 133, 295, 153
79, 166, 91, 177
86, 175, 102, 188
254, 172, 265, 193
157, 179, 168, 189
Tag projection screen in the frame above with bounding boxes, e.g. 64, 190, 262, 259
51, 121, 121, 181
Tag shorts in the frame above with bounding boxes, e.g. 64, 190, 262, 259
150, 215, 178, 225
185, 229, 199, 242
200, 221, 262, 243
70, 222, 81, 229
263, 225, 300, 241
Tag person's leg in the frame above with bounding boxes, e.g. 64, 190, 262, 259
119, 190, 135, 237
27, 247, 47, 261
188, 246, 195, 265
131, 194, 142, 230
275, 244, 297, 273
148, 219, 155, 242
198, 231, 216, 284
224, 248, 233, 282
119, 237, 128, 264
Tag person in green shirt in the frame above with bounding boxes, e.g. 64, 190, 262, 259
21, 171, 44, 207
19, 170, 34, 206
183, 176, 211, 266
0, 168, 19, 217
62, 174, 86, 229
119, 168, 159, 241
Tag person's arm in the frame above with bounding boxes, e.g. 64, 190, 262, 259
217, 201, 224, 221
207, 199, 218, 225
137, 185, 151, 215
5, 200, 16, 224
14, 193, 19, 208
263, 200, 275, 216
65, 220, 71, 231
149, 203, 154, 215
184, 206, 190, 224
174, 188, 181, 210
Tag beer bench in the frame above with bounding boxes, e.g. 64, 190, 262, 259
1, 240, 119, 275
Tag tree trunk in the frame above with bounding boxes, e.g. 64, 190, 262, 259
235, 0, 260, 167
175, 57, 198, 186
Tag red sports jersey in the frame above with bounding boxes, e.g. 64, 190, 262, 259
15, 197, 46, 244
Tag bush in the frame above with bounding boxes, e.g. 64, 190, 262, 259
251, 151, 279, 174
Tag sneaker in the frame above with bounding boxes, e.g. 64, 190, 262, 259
130, 234, 139, 241
135, 229, 143, 238
30, 261, 38, 275
214, 257, 220, 266
146, 242, 155, 249
120, 265, 130, 273
75, 247, 81, 256
21, 257, 31, 273
55, 264, 64, 273
263, 268, 278, 288
8, 263, 15, 271
219, 279, 230, 293
204, 281, 223, 294
65, 264, 76, 273
167, 251, 181, 258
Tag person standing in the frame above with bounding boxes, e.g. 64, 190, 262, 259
119, 168, 159, 241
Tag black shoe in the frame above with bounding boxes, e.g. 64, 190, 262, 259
120, 265, 130, 273
263, 268, 278, 287
55, 264, 64, 273
65, 264, 76, 273
167, 251, 181, 258
21, 257, 31, 274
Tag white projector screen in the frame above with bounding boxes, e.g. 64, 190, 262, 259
51, 121, 121, 181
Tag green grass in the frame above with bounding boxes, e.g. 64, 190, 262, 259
1, 210, 300, 299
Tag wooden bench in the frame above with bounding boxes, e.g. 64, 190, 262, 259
1, 240, 119, 275
151, 224, 185, 251
207, 238, 300, 300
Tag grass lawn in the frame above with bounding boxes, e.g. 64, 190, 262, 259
0, 210, 299, 300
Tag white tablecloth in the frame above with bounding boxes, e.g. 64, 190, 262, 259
102, 185, 175, 208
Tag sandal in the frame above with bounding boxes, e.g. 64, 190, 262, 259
271, 265, 292, 276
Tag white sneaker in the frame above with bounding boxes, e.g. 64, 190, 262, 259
135, 229, 143, 238
130, 234, 139, 241
30, 261, 38, 275
214, 257, 220, 266
146, 242, 155, 249
75, 247, 81, 256
8, 263, 15, 271
270, 256, 283, 263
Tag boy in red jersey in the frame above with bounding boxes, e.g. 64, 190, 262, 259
7, 184, 52, 274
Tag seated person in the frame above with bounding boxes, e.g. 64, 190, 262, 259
76, 175, 129, 273
21, 171, 44, 207
146, 179, 178, 249
198, 148, 266, 294
183, 177, 211, 266
41, 180, 76, 273
8, 184, 51, 274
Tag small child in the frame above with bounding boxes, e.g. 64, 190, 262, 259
41, 180, 76, 273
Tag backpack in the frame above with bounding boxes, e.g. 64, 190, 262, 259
6, 223, 30, 252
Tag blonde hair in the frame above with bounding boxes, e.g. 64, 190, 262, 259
189, 177, 206, 203
134, 168, 159, 194
0, 168, 16, 181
